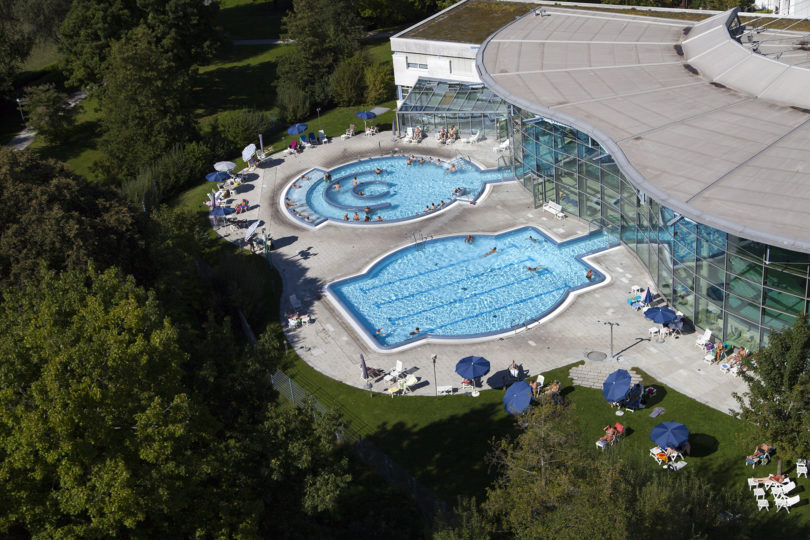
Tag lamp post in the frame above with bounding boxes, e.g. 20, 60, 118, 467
15, 98, 24, 122
598, 320, 620, 358
431, 354, 438, 396
316, 107, 322, 132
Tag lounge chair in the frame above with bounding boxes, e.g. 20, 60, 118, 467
286, 139, 298, 155
775, 494, 800, 513
308, 132, 318, 145
695, 329, 712, 348
403, 127, 414, 143
402, 375, 418, 393
384, 360, 404, 382
256, 147, 274, 161
462, 130, 481, 144
341, 124, 355, 140
318, 129, 329, 144
299, 135, 312, 148
493, 139, 510, 153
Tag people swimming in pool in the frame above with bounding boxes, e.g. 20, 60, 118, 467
409, 327, 420, 336
418, 157, 425, 164
352, 177, 359, 185
375, 167, 383, 174
464, 235, 474, 244
586, 268, 595, 280
376, 216, 383, 221
353, 212, 360, 221
453, 187, 463, 195
333, 183, 341, 190
483, 247, 497, 257
364, 206, 371, 213
448, 164, 456, 172
527, 265, 546, 274
364, 214, 370, 222
528, 236, 537, 243
343, 213, 349, 221
431, 203, 437, 210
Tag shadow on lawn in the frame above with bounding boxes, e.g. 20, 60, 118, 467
644, 384, 667, 407
194, 59, 279, 117
368, 402, 515, 500
689, 432, 719, 457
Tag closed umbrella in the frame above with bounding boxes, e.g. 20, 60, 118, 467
355, 110, 376, 132
242, 143, 257, 162
206, 171, 230, 182
214, 161, 236, 172
651, 421, 690, 449
455, 356, 490, 380
360, 353, 369, 380
503, 381, 532, 415
244, 220, 260, 242
642, 287, 654, 305
287, 123, 308, 135
644, 307, 678, 325
602, 369, 632, 403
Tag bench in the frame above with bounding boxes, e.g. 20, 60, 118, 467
437, 385, 454, 395
542, 201, 566, 220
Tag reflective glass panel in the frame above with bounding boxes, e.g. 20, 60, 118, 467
727, 275, 761, 302
763, 288, 804, 315
726, 314, 760, 351
728, 255, 763, 282
764, 267, 807, 296
673, 278, 695, 320
696, 296, 723, 336
762, 309, 796, 332
725, 292, 761, 323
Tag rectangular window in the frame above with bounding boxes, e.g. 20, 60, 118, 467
406, 54, 429, 70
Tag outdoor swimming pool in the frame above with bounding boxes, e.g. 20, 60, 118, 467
327, 227, 613, 349
283, 155, 508, 225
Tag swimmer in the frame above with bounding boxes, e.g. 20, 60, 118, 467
292, 183, 301, 189
376, 216, 383, 221
440, 200, 445, 207
376, 328, 384, 335
324, 172, 332, 181
358, 190, 364, 196
285, 197, 293, 203
364, 206, 371, 213
406, 158, 412, 165
527, 265, 545, 274
449, 164, 456, 172
528, 236, 537, 243
300, 175, 309, 181
375, 168, 383, 174
437, 158, 442, 164
353, 212, 360, 221
364, 214, 370, 222
464, 235, 474, 244
409, 327, 421, 336
586, 268, 595, 280
483, 247, 497, 257
453, 187, 463, 195
425, 205, 430, 213
352, 177, 359, 185
431, 203, 437, 210
333, 183, 341, 191
343, 213, 349, 221
418, 157, 425, 164
428, 157, 433, 162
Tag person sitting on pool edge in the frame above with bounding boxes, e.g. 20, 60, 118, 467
483, 247, 497, 257
409, 327, 420, 336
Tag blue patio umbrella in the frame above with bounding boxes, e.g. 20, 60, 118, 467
642, 287, 654, 305
206, 171, 230, 183
644, 307, 678, 325
602, 369, 632, 402
503, 381, 532, 415
455, 356, 490, 380
355, 110, 376, 131
650, 421, 690, 449
287, 123, 308, 135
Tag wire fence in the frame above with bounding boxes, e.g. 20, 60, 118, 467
268, 368, 450, 521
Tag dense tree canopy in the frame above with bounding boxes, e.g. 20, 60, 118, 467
60, 0, 221, 87
97, 26, 196, 179
735, 316, 810, 474
0, 147, 142, 287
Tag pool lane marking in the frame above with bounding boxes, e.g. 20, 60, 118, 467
385, 271, 561, 324
386, 283, 571, 335
370, 257, 533, 307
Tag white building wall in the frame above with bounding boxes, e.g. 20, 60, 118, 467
390, 37, 482, 91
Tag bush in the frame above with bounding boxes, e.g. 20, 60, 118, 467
331, 53, 367, 107
365, 63, 394, 105
276, 80, 311, 123
215, 109, 271, 153
21, 83, 77, 142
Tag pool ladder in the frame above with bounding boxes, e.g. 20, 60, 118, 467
411, 232, 433, 250
511, 316, 530, 333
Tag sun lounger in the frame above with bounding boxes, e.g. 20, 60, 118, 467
318, 129, 329, 143
341, 124, 355, 140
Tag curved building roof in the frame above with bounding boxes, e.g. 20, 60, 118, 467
477, 7, 810, 253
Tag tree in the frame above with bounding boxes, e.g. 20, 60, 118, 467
0, 148, 143, 287
332, 53, 368, 107
365, 62, 394, 105
0, 1, 34, 97
734, 316, 810, 475
60, 0, 221, 87
97, 25, 196, 179
21, 84, 77, 142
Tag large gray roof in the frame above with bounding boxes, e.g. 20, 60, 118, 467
477, 7, 810, 253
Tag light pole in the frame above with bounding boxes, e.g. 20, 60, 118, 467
15, 98, 24, 122
316, 107, 322, 132
431, 354, 438, 396
598, 320, 620, 358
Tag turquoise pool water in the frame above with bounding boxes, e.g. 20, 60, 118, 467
327, 227, 611, 349
284, 155, 507, 224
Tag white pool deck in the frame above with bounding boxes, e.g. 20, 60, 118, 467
220, 132, 746, 414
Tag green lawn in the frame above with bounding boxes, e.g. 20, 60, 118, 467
218, 0, 286, 40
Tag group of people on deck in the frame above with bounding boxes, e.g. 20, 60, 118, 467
436, 127, 458, 143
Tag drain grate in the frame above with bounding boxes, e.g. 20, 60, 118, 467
587, 351, 607, 362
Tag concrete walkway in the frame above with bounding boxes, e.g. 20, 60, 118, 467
220, 132, 746, 415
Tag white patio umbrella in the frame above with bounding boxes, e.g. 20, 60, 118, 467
214, 161, 236, 172
241, 144, 257, 162
244, 220, 260, 242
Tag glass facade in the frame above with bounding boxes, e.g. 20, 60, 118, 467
397, 79, 509, 141
511, 108, 810, 350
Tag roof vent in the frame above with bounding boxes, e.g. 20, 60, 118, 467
710, 82, 727, 89
683, 27, 692, 36
673, 44, 684, 56
683, 64, 699, 75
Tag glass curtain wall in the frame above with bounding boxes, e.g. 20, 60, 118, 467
397, 78, 509, 141
512, 106, 810, 350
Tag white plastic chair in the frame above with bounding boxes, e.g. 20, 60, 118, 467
753, 487, 766, 499
695, 329, 712, 348
384, 360, 404, 382
747, 477, 760, 490
775, 495, 800, 513
403, 127, 414, 143
797, 462, 808, 478
757, 499, 770, 511
402, 375, 418, 394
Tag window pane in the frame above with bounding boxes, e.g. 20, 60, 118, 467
725, 292, 761, 323
763, 309, 796, 332
725, 314, 760, 351
696, 276, 724, 303
763, 288, 804, 315
673, 278, 695, 321
696, 296, 723, 337
658, 259, 673, 300
728, 255, 762, 282
764, 267, 806, 296
727, 275, 761, 302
